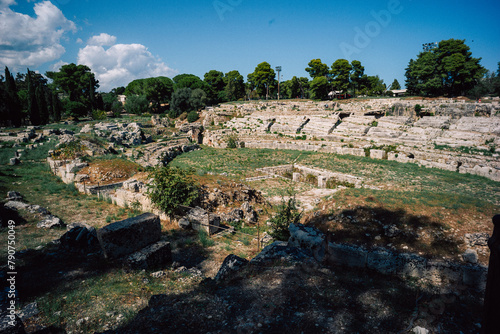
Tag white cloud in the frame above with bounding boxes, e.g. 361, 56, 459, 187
78, 35, 178, 91
0, 1, 76, 69
87, 33, 116, 47
49, 59, 68, 71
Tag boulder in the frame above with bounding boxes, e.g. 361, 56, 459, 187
241, 202, 258, 223
96, 213, 161, 259
37, 215, 65, 229
180, 207, 220, 235
250, 241, 314, 266
9, 157, 20, 166
3, 201, 28, 211
214, 254, 249, 282
462, 249, 478, 264
288, 223, 326, 262
59, 225, 101, 254
125, 240, 172, 270
6, 191, 23, 201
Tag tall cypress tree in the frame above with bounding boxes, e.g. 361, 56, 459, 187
4, 67, 22, 127
51, 92, 62, 122
27, 69, 41, 126
36, 85, 48, 125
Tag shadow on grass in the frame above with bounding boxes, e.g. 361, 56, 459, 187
101, 260, 483, 334
306, 205, 461, 258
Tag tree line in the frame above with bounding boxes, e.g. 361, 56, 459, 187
1, 38, 498, 127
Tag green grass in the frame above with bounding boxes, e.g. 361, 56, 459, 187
171, 147, 500, 206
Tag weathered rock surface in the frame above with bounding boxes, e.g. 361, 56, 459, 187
178, 207, 220, 235
59, 225, 101, 254
37, 215, 65, 229
96, 213, 161, 259
214, 254, 249, 282
125, 240, 172, 270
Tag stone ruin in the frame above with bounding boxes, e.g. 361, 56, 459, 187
202, 99, 500, 181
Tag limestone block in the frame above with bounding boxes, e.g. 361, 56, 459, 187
292, 173, 301, 182
97, 213, 161, 259
183, 206, 220, 235
318, 175, 327, 188
366, 249, 397, 275
370, 149, 387, 160
288, 223, 326, 262
326, 243, 367, 268
396, 253, 427, 278
125, 240, 172, 270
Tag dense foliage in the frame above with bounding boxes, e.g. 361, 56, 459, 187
147, 166, 199, 217
405, 39, 486, 97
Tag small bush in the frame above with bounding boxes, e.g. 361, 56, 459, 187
226, 136, 238, 149
269, 197, 302, 241
187, 111, 199, 123
92, 109, 107, 120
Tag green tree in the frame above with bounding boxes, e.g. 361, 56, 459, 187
405, 39, 486, 96
283, 76, 302, 99
124, 95, 149, 115
204, 70, 225, 105
350, 60, 365, 96
147, 166, 199, 217
169, 88, 207, 118
309, 76, 329, 100
390, 79, 401, 90
125, 77, 174, 113
247, 62, 276, 100
27, 69, 41, 126
46, 63, 99, 118
3, 67, 23, 127
224, 70, 245, 102
366, 76, 386, 96
330, 59, 352, 93
36, 85, 49, 124
305, 59, 329, 79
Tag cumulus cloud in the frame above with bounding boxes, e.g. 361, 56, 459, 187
87, 33, 116, 47
0, 1, 76, 69
78, 34, 178, 91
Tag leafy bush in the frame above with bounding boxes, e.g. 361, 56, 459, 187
147, 166, 199, 216
124, 95, 149, 115
226, 135, 238, 149
92, 109, 107, 120
269, 197, 302, 241
187, 111, 199, 123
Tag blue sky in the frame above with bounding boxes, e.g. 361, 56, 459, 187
1, 0, 499, 92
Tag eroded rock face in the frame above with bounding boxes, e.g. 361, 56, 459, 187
214, 254, 249, 282
59, 225, 100, 255
96, 213, 161, 259
178, 207, 220, 235
125, 240, 172, 270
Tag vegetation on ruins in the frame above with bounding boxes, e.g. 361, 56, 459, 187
147, 166, 199, 216
124, 76, 174, 113
268, 196, 302, 241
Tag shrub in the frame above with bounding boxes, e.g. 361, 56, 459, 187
269, 197, 302, 241
92, 109, 107, 120
187, 111, 199, 123
147, 166, 199, 217
226, 135, 238, 149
